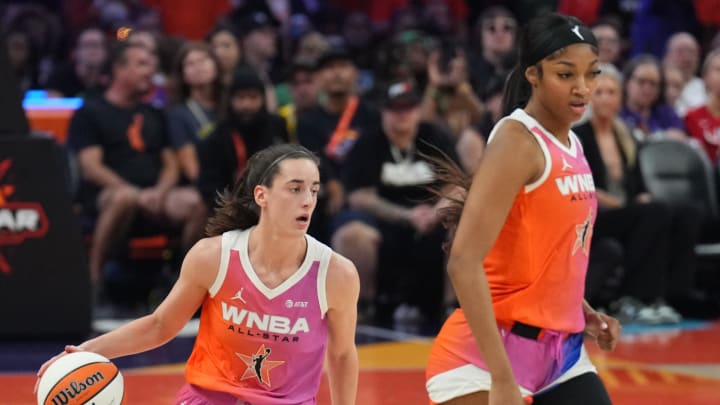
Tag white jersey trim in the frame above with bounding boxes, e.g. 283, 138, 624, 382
238, 227, 317, 300
209, 230, 242, 297
486, 109, 552, 194
524, 128, 553, 193
317, 244, 332, 318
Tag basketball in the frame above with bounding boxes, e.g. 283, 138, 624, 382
36, 351, 124, 405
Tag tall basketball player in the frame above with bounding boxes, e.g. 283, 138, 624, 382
425, 13, 621, 405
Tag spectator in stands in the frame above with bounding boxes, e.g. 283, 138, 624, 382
197, 67, 288, 209
592, 19, 623, 67
206, 23, 243, 88
685, 49, 720, 165
296, 48, 381, 242
420, 44, 485, 172
663, 32, 706, 117
277, 58, 319, 142
620, 54, 687, 140
293, 31, 330, 64
468, 6, 517, 105
45, 27, 108, 98
126, 28, 168, 107
67, 42, 206, 290
237, 10, 280, 110
167, 42, 224, 183
334, 80, 457, 324
5, 28, 39, 94
664, 64, 685, 112
576, 64, 700, 323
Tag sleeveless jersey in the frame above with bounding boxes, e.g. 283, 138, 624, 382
185, 227, 332, 404
483, 108, 597, 333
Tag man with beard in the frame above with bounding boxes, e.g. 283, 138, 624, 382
296, 48, 380, 242
197, 67, 289, 209
67, 42, 207, 296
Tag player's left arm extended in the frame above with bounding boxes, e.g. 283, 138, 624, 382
325, 253, 360, 405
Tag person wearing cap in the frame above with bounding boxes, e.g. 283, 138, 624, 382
334, 80, 459, 324
296, 47, 381, 243
197, 67, 289, 209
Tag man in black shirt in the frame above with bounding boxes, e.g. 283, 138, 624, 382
335, 80, 458, 323
197, 67, 288, 208
68, 42, 206, 287
296, 48, 380, 242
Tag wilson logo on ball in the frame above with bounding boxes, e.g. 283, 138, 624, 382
45, 363, 118, 405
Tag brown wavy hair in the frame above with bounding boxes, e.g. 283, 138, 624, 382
205, 144, 320, 236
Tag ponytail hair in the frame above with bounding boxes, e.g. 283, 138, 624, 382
205, 144, 319, 236
501, 66, 533, 116
502, 12, 598, 116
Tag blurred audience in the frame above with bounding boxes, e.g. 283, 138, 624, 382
45, 26, 108, 98
685, 49, 720, 165
67, 42, 206, 290
296, 48, 381, 242
620, 54, 687, 140
198, 67, 288, 209
663, 32, 706, 117
166, 41, 223, 183
206, 23, 243, 87
335, 80, 456, 324
577, 64, 703, 322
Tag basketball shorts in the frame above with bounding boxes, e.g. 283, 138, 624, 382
426, 309, 596, 404
175, 383, 253, 405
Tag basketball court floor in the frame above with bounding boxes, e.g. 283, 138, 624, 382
1, 318, 719, 404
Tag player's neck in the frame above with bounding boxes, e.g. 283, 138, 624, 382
248, 224, 307, 272
524, 102, 571, 146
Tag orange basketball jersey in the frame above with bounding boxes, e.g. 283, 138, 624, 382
484, 109, 597, 333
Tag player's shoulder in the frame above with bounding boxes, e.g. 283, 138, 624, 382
186, 235, 223, 265
327, 252, 359, 286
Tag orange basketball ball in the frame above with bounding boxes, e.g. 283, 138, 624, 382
36, 351, 124, 405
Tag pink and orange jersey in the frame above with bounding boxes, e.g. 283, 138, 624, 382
185, 228, 332, 404
426, 109, 598, 398
483, 108, 597, 333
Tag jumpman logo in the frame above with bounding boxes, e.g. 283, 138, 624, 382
231, 287, 247, 304
561, 155, 573, 171
571, 25, 584, 40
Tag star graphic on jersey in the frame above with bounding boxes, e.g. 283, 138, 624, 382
572, 207, 594, 256
237, 344, 285, 387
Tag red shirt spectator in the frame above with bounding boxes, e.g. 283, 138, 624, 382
685, 105, 720, 164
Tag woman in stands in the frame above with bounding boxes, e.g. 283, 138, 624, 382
620, 54, 687, 140
38, 144, 360, 405
426, 13, 620, 405
575, 63, 690, 324
167, 41, 224, 183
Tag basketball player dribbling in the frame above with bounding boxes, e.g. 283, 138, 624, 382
37, 144, 360, 405
425, 13, 621, 405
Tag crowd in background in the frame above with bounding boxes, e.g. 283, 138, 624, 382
5, 0, 720, 327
